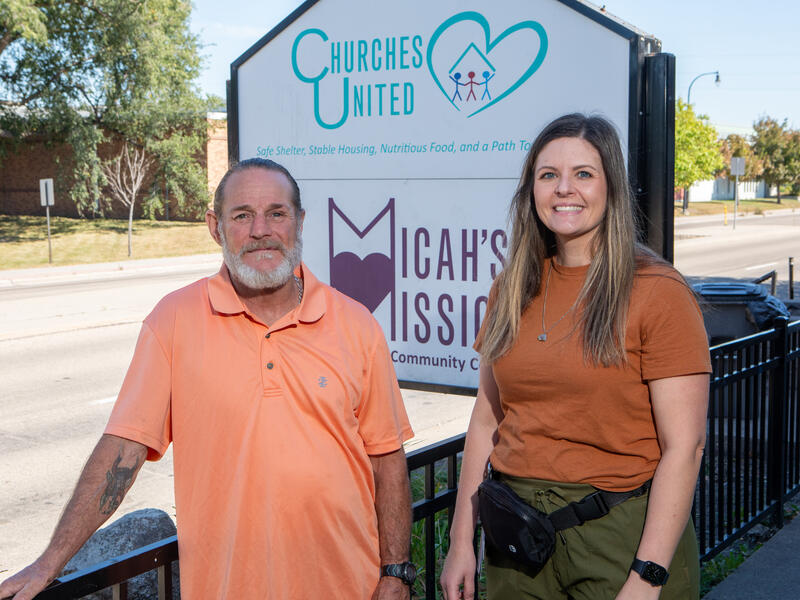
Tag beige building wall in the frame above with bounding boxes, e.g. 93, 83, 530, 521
206, 114, 229, 206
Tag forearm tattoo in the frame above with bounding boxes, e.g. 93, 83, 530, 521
99, 453, 140, 515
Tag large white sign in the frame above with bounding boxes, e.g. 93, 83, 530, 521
234, 0, 646, 389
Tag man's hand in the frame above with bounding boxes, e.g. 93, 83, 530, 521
0, 559, 59, 600
371, 575, 410, 600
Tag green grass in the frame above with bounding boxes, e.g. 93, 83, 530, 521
675, 197, 799, 217
0, 215, 220, 270
700, 542, 760, 597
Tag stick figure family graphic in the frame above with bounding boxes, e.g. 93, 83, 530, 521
448, 70, 495, 102
445, 41, 497, 104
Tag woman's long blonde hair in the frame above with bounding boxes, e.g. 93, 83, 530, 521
477, 113, 659, 366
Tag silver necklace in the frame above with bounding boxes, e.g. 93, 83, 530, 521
538, 261, 578, 342
294, 275, 304, 304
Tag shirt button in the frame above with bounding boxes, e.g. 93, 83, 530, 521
265, 333, 271, 339
266, 362, 274, 370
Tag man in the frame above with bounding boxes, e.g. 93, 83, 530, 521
0, 159, 415, 600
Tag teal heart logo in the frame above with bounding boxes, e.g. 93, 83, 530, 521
426, 12, 548, 118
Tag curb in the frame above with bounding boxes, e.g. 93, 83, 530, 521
0, 253, 222, 288
675, 207, 798, 225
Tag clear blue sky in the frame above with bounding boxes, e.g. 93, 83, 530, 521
190, 0, 800, 136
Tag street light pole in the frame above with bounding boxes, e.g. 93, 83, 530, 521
687, 70, 720, 106
683, 70, 721, 214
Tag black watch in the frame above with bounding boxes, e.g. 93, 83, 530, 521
630, 558, 669, 586
381, 562, 417, 586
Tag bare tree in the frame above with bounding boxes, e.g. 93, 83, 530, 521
101, 142, 153, 257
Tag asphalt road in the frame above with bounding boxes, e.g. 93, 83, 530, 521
0, 323, 178, 577
0, 210, 797, 577
674, 210, 799, 284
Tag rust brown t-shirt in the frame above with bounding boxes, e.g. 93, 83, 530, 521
485, 258, 711, 492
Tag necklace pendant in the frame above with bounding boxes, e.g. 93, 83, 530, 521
537, 333, 547, 342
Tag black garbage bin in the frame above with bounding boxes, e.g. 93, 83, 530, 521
692, 282, 791, 345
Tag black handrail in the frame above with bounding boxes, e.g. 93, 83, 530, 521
35, 535, 177, 600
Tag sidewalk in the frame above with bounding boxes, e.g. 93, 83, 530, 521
0, 252, 222, 288
675, 205, 799, 225
704, 515, 800, 599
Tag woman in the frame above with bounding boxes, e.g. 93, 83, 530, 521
440, 114, 710, 600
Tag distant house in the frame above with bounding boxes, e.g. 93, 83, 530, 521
688, 177, 767, 202
0, 113, 228, 220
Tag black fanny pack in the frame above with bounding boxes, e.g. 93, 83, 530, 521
478, 467, 650, 573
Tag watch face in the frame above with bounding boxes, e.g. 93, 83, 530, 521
403, 563, 417, 583
643, 562, 668, 584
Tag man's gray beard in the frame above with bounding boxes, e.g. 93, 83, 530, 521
218, 226, 303, 290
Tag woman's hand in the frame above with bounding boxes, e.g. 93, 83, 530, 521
440, 540, 477, 600
614, 572, 662, 599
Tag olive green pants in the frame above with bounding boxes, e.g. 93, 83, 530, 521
485, 475, 699, 600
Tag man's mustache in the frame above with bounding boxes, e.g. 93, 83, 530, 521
239, 241, 286, 255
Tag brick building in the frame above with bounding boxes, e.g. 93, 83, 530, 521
0, 113, 228, 220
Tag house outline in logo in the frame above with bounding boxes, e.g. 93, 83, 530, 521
450, 42, 496, 76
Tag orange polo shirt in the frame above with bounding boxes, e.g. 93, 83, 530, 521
105, 263, 413, 599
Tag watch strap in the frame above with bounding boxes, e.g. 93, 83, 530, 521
381, 562, 416, 585
630, 558, 669, 586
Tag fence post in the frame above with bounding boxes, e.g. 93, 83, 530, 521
767, 317, 790, 528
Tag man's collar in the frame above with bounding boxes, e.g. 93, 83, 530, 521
208, 265, 245, 315
207, 263, 325, 324
295, 263, 326, 324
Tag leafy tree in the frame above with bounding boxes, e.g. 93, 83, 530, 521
717, 134, 762, 180
0, 0, 212, 219
784, 130, 800, 196
752, 117, 796, 203
675, 99, 724, 212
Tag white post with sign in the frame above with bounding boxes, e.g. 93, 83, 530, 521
730, 157, 745, 230
39, 178, 54, 263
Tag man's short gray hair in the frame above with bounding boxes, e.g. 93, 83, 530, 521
213, 158, 302, 215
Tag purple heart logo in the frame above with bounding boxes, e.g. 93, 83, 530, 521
330, 251, 394, 313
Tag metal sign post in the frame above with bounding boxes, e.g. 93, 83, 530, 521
39, 178, 54, 263
731, 157, 745, 231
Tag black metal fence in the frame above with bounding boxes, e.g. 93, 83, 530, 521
695, 317, 800, 561
407, 435, 464, 599
31, 318, 800, 599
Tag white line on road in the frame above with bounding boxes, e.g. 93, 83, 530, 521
745, 262, 778, 271
89, 396, 117, 406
